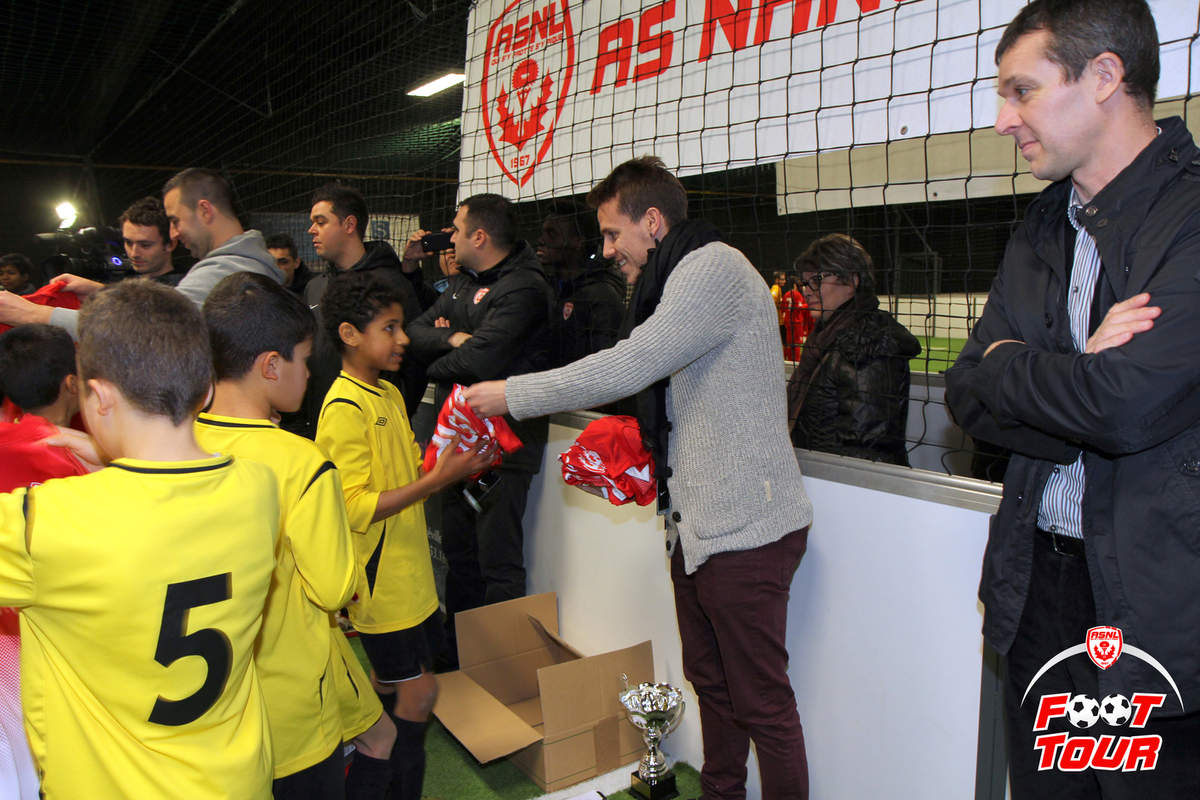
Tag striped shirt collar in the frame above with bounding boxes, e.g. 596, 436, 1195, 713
1067, 186, 1086, 231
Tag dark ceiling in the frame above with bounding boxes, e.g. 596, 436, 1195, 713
2, 0, 473, 253
3, 0, 1035, 293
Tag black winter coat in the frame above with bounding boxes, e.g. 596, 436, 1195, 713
945, 117, 1200, 712
786, 294, 919, 465
549, 262, 626, 368
408, 241, 554, 471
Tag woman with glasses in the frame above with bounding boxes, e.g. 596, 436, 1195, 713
786, 234, 920, 465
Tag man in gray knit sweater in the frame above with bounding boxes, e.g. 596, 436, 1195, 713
465, 157, 813, 800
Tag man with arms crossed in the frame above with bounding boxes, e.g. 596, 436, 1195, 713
464, 157, 812, 800
946, 1, 1200, 795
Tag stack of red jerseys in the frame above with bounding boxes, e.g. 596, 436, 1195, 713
422, 384, 522, 478
0, 282, 81, 336
559, 415, 656, 506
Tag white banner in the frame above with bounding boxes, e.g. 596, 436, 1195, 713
458, 0, 1198, 201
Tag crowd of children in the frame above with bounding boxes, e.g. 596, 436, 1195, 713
0, 269, 491, 798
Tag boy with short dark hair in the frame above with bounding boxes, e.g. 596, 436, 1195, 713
315, 272, 492, 800
198, 272, 396, 798
0, 280, 279, 798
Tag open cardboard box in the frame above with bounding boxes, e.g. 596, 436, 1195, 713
433, 592, 654, 792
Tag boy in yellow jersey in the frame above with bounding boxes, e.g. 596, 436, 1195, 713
0, 280, 278, 799
196, 272, 396, 799
316, 273, 491, 800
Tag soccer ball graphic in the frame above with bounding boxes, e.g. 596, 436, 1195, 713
1100, 694, 1132, 726
1067, 694, 1101, 728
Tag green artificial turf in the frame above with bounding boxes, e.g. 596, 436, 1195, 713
347, 634, 703, 799
604, 763, 702, 800
423, 718, 701, 800
912, 336, 967, 373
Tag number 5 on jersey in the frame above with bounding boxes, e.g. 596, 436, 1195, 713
148, 574, 234, 726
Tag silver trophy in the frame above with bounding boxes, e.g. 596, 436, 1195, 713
619, 674, 685, 800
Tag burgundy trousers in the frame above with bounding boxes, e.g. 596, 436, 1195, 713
670, 527, 810, 800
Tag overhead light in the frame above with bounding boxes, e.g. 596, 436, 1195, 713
408, 73, 465, 97
56, 201, 77, 229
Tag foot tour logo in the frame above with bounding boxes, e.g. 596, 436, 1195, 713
1021, 626, 1183, 772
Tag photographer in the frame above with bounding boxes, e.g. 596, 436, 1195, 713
400, 227, 455, 311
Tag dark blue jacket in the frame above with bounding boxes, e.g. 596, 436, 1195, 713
946, 117, 1200, 712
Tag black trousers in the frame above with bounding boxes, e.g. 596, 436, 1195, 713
441, 468, 535, 637
1003, 530, 1200, 799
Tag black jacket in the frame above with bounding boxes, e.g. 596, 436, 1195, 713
286, 260, 315, 299
549, 262, 626, 368
408, 241, 553, 471
302, 241, 427, 435
787, 294, 919, 465
945, 117, 1200, 710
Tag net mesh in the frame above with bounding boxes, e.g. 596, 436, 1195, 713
4, 0, 1198, 478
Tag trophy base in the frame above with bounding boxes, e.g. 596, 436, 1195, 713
630, 770, 679, 800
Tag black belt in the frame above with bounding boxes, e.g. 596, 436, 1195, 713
1037, 527, 1085, 558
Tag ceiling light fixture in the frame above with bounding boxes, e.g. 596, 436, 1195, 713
408, 73, 466, 97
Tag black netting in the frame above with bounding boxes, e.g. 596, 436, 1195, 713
4, 0, 1196, 479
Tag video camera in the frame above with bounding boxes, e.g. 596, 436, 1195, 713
35, 226, 130, 283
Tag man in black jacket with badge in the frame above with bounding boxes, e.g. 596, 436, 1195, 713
408, 194, 552, 662
946, 0, 1200, 795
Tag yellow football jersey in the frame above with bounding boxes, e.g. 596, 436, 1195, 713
329, 622, 383, 741
315, 372, 438, 633
195, 413, 359, 777
0, 455, 278, 799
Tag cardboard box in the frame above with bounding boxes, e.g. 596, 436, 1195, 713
433, 592, 654, 792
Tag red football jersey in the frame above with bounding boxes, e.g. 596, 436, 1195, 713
559, 415, 656, 506
0, 414, 89, 493
423, 384, 523, 476
0, 282, 82, 336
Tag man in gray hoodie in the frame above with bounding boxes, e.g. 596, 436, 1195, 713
0, 168, 283, 338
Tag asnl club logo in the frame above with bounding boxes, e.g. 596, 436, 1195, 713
481, 0, 575, 187
1022, 626, 1183, 772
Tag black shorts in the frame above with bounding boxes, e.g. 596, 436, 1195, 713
358, 610, 445, 683
270, 743, 343, 798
